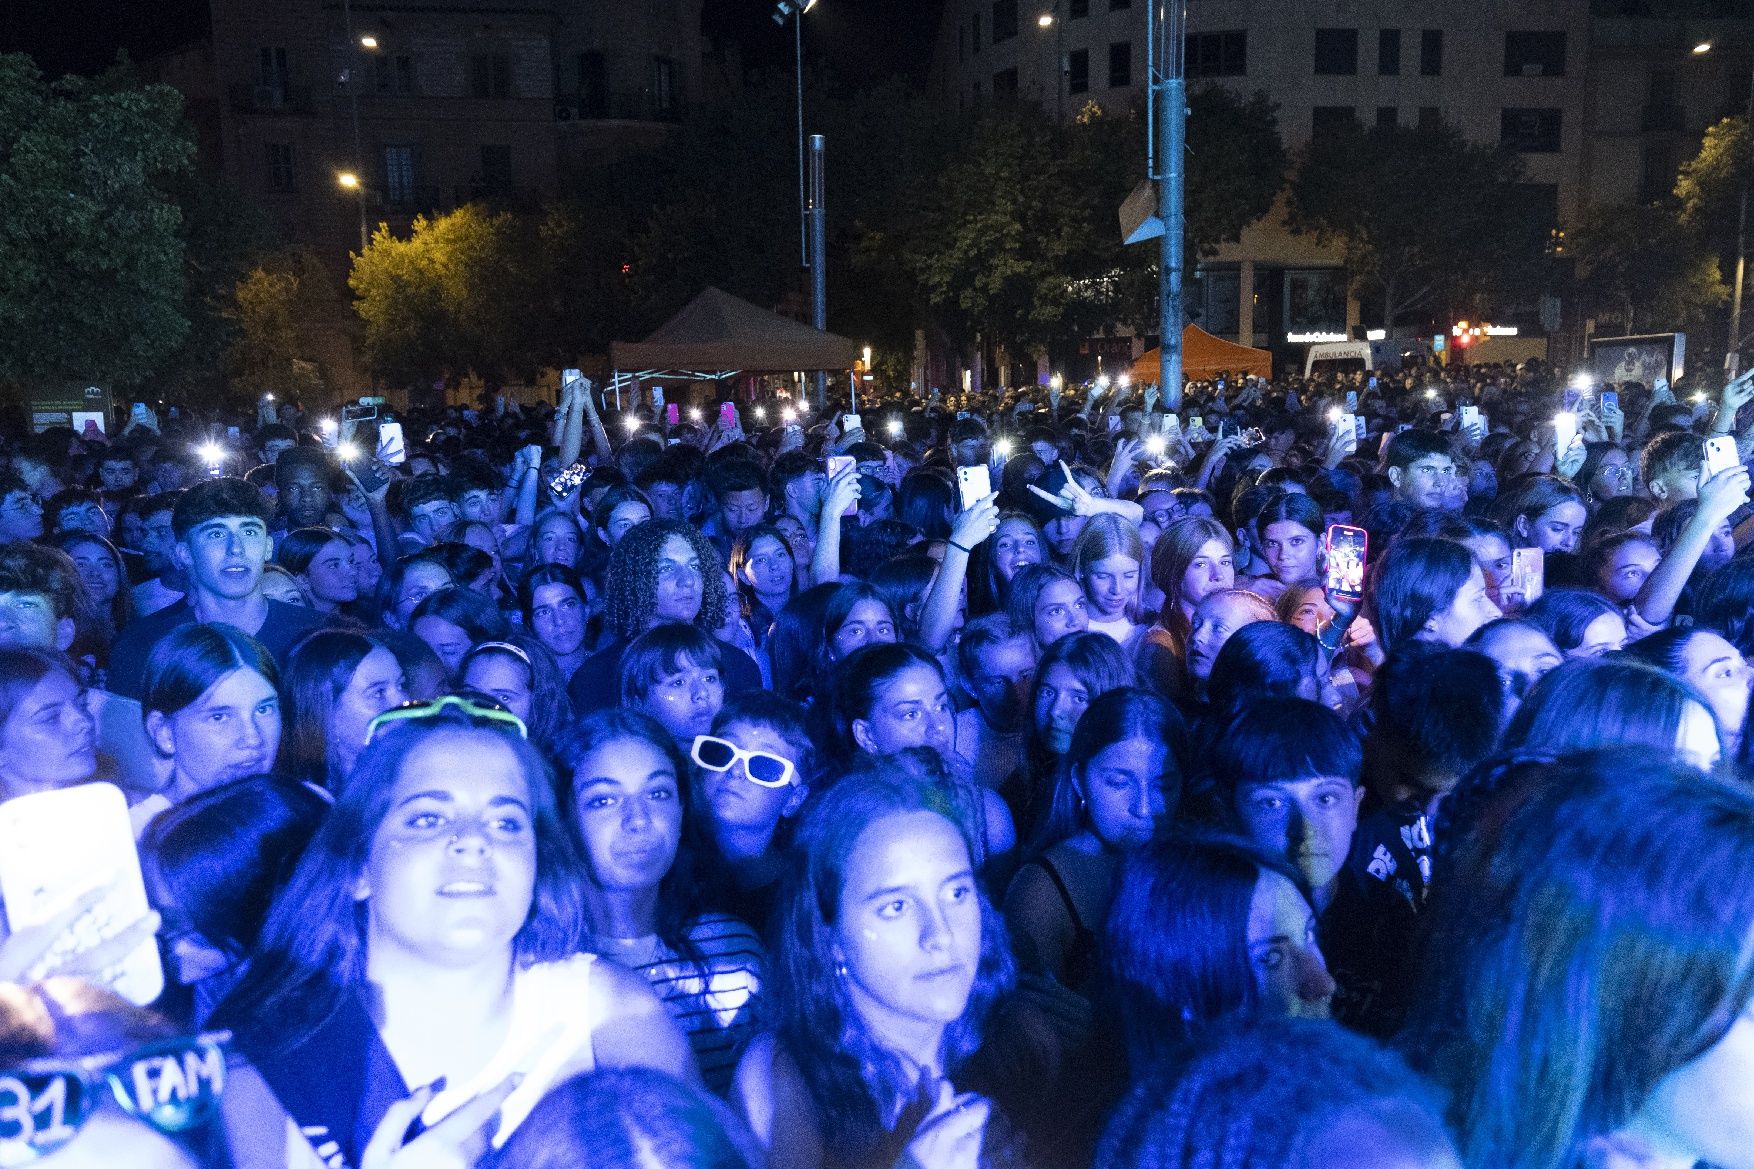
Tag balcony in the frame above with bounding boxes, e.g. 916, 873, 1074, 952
228, 83, 316, 115
554, 90, 683, 124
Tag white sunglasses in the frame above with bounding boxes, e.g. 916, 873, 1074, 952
691, 735, 797, 788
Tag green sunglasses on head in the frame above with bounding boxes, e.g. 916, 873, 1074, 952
366, 694, 528, 743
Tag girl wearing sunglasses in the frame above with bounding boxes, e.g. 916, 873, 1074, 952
213, 700, 693, 1168
689, 692, 815, 939
558, 709, 767, 1097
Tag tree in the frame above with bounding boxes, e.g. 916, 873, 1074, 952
1675, 115, 1749, 258
1567, 202, 1727, 334
227, 248, 342, 397
0, 53, 194, 389
1184, 86, 1288, 261
1287, 119, 1546, 329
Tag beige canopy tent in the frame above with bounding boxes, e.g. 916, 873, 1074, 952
1131, 325, 1273, 384
610, 287, 859, 380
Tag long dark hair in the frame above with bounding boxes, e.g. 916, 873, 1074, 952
773, 768, 1016, 1154
1369, 536, 1476, 653
1030, 687, 1186, 854
212, 714, 584, 1054
281, 628, 383, 788
1405, 751, 1754, 1169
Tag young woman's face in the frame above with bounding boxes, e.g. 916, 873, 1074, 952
740, 535, 795, 598
652, 535, 704, 625
1082, 553, 1141, 621
1620, 994, 1754, 1169
835, 810, 981, 1042
0, 670, 95, 792
1424, 564, 1502, 648
1283, 586, 1336, 638
603, 501, 652, 546
1188, 594, 1267, 682
462, 653, 534, 725
360, 730, 537, 966
1044, 513, 1087, 558
1247, 869, 1336, 1020
260, 572, 306, 607
1570, 611, 1628, 660
700, 719, 804, 834
65, 540, 121, 605
1033, 578, 1089, 647
638, 653, 723, 744
1589, 448, 1635, 500
331, 647, 407, 775
1458, 534, 1512, 604
1679, 632, 1753, 746
412, 615, 473, 680
535, 517, 582, 567
993, 520, 1043, 582
351, 539, 382, 595
1706, 519, 1738, 572
156, 668, 281, 793
1078, 737, 1172, 850
774, 516, 814, 572
855, 664, 953, 757
302, 538, 359, 605
1180, 539, 1236, 614
1033, 661, 1091, 756
1234, 776, 1362, 896
831, 598, 898, 660
529, 582, 587, 658
967, 635, 1037, 731
394, 562, 453, 626
1523, 501, 1588, 554
1599, 540, 1661, 605
1259, 521, 1318, 585
571, 735, 682, 894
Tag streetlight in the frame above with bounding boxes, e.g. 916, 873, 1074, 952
1038, 4, 1063, 122
1038, 13, 1053, 27
1693, 40, 1754, 375
359, 34, 379, 50
337, 172, 368, 252
774, 0, 820, 268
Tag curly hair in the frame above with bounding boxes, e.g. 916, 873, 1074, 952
602, 518, 728, 641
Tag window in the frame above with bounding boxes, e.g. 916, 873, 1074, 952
470, 53, 512, 98
1069, 0, 1088, 15
374, 53, 416, 95
579, 51, 607, 116
1376, 106, 1397, 128
1314, 28, 1358, 75
652, 56, 676, 117
972, 13, 981, 54
383, 144, 415, 205
1504, 31, 1566, 77
1379, 29, 1400, 75
992, 0, 1017, 43
1500, 107, 1562, 152
1311, 106, 1357, 135
1417, 105, 1440, 130
1186, 31, 1246, 78
1067, 48, 1090, 94
479, 144, 512, 195
258, 46, 288, 103
1420, 29, 1443, 76
993, 67, 1019, 94
1109, 40, 1132, 88
264, 143, 295, 192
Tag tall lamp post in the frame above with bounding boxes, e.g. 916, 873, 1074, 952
774, 0, 819, 268
1148, 0, 1189, 410
1037, 8, 1062, 123
1694, 40, 1754, 377
339, 0, 378, 254
337, 172, 369, 253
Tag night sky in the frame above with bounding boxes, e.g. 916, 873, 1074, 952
3, 0, 945, 89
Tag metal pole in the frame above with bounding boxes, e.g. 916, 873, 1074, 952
1155, 0, 1187, 411
1055, 2, 1064, 123
796, 13, 808, 268
1730, 57, 1754, 378
810, 134, 828, 409
343, 0, 366, 252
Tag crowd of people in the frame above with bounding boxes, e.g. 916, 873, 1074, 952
1, 358, 1752, 1169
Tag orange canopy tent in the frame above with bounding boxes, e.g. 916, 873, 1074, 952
1131, 325, 1272, 384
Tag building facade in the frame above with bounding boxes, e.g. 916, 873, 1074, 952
929, 0, 1754, 361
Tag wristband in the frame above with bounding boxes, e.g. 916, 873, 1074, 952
949, 540, 973, 555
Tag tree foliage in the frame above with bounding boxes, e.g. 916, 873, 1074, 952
1568, 201, 1727, 334
227, 248, 342, 397
1287, 119, 1545, 328
0, 53, 194, 389
1675, 115, 1749, 255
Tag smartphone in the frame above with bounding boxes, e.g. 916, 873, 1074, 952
665, 403, 680, 427
226, 425, 240, 440
1562, 386, 1582, 411
1553, 412, 1578, 458
549, 461, 589, 497
1345, 390, 1359, 411
827, 455, 858, 517
841, 412, 861, 435
1189, 415, 1204, 432
562, 367, 583, 389
0, 783, 163, 1006
342, 402, 378, 424
1162, 412, 1180, 435
956, 464, 992, 511
1337, 413, 1359, 453
1704, 434, 1741, 479
1510, 547, 1545, 607
650, 385, 665, 409
721, 403, 739, 430
1366, 377, 1377, 391
130, 402, 149, 423
1459, 405, 1482, 430
1601, 390, 1619, 412
1238, 427, 1267, 449
1323, 524, 1369, 602
1354, 415, 1368, 441
377, 421, 407, 466
1106, 414, 1121, 433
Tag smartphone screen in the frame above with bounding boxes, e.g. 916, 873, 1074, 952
956, 464, 991, 511
720, 403, 738, 429
1553, 412, 1578, 457
1323, 524, 1369, 601
1345, 390, 1358, 411
665, 403, 680, 426
1601, 390, 1619, 412
827, 455, 858, 517
1509, 547, 1545, 608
